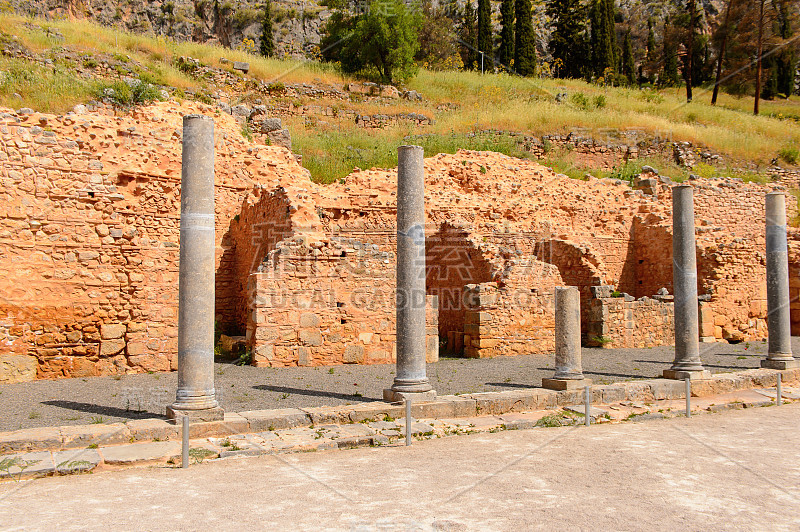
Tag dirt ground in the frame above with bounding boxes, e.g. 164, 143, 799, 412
0, 339, 780, 432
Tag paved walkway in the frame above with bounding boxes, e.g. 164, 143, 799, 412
1, 339, 778, 431
1, 402, 798, 531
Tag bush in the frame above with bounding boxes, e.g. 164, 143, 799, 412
570, 92, 589, 110
96, 79, 161, 107
779, 146, 799, 165
593, 94, 606, 108
266, 81, 285, 94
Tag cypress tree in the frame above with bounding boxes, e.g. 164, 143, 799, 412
775, 0, 795, 96
460, 1, 478, 70
646, 17, 656, 63
589, 0, 614, 77
259, 0, 275, 57
514, 0, 536, 76
622, 30, 635, 84
477, 0, 493, 69
547, 0, 587, 78
499, 0, 514, 68
604, 0, 617, 71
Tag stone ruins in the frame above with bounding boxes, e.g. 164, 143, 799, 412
1, 101, 799, 383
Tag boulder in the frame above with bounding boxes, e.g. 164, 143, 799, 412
260, 117, 282, 133
268, 128, 292, 151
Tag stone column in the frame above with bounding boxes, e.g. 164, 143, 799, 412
543, 286, 591, 390
664, 184, 711, 380
763, 192, 799, 369
384, 145, 436, 403
167, 115, 224, 421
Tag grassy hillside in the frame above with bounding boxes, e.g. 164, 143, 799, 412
1, 13, 799, 184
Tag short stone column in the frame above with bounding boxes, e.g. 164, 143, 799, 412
384, 145, 436, 403
543, 286, 592, 390
167, 115, 224, 421
664, 184, 711, 380
762, 192, 799, 369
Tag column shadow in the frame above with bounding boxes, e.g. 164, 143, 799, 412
252, 385, 382, 402
41, 400, 161, 420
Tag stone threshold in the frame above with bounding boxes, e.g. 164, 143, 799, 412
0, 380, 793, 480
0, 367, 796, 458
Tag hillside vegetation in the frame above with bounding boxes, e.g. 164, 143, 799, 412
1, 13, 799, 184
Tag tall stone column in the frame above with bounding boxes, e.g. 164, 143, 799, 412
384, 145, 436, 403
543, 286, 592, 390
167, 115, 224, 421
664, 184, 711, 380
762, 192, 799, 369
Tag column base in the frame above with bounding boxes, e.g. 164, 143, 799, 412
761, 358, 800, 370
542, 378, 592, 391
383, 389, 437, 404
167, 405, 225, 422
663, 369, 712, 380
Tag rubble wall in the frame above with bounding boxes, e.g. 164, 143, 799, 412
0, 102, 310, 380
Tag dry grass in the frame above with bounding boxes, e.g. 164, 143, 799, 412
2, 13, 798, 179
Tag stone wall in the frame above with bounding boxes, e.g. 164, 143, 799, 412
0, 102, 315, 380
0, 101, 796, 381
586, 287, 675, 349
247, 236, 439, 366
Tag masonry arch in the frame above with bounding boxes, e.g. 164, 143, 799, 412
426, 224, 494, 356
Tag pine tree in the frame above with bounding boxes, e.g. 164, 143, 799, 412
259, 0, 275, 57
499, 0, 515, 69
514, 0, 536, 76
477, 0, 493, 70
460, 1, 478, 70
547, 0, 587, 78
622, 30, 635, 84
711, 0, 734, 104
684, 0, 696, 102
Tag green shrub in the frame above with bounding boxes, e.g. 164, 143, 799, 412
779, 146, 799, 165
96, 79, 161, 107
593, 94, 606, 109
570, 92, 589, 110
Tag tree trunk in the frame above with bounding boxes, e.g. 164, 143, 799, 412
711, 0, 734, 105
754, 0, 765, 115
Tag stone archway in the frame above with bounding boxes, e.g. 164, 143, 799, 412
426, 225, 494, 356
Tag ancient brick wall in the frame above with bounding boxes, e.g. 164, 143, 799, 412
0, 102, 313, 380
247, 236, 439, 366
586, 290, 675, 349
220, 187, 295, 334
426, 225, 494, 354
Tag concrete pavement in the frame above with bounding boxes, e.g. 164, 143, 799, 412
1, 402, 799, 531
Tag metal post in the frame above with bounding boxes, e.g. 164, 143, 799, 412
405, 398, 412, 446
584, 386, 591, 426
385, 146, 435, 403
664, 185, 710, 380
182, 415, 189, 468
685, 378, 691, 417
480, 51, 484, 74
167, 115, 223, 422
777, 372, 783, 406
763, 192, 799, 369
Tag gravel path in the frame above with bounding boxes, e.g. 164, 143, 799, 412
0, 338, 782, 432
